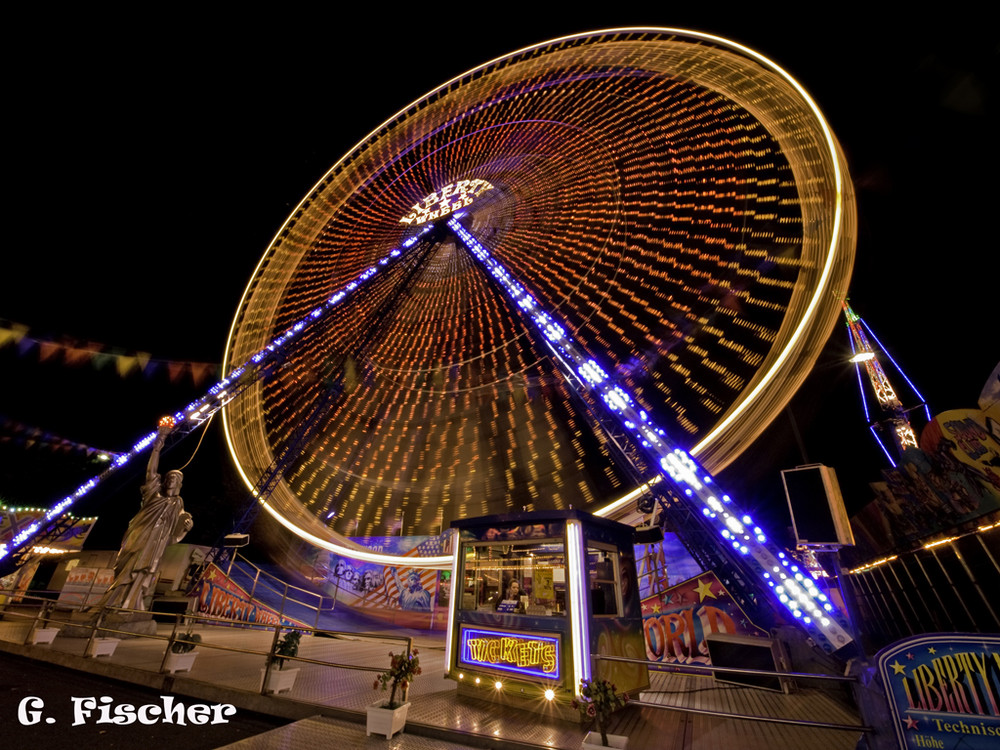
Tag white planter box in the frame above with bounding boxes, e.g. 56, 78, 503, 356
582, 731, 629, 749
260, 667, 299, 694
366, 700, 409, 739
28, 627, 60, 645
163, 650, 199, 674
86, 637, 120, 658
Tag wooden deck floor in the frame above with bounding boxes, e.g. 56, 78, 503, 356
609, 668, 865, 750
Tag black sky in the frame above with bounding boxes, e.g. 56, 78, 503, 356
3, 13, 995, 550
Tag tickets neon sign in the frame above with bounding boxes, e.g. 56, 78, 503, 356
399, 179, 494, 225
459, 627, 560, 680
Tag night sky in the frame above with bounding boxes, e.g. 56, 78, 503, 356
3, 14, 995, 554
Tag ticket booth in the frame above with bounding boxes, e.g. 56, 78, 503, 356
445, 510, 648, 716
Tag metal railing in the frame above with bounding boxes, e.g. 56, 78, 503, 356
593, 653, 872, 734
845, 526, 1000, 650
1, 589, 412, 699
223, 552, 333, 629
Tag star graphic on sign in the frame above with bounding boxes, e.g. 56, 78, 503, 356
651, 603, 661, 614
906, 652, 915, 660
928, 647, 937, 655
890, 660, 907, 675
695, 578, 717, 601
904, 717, 919, 730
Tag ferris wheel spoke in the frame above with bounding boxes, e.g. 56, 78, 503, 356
0, 225, 438, 572
450, 216, 855, 653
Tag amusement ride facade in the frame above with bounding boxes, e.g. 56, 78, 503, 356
6, 29, 858, 653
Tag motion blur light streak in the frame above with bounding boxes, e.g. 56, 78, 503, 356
218, 30, 854, 581
451, 218, 853, 650
0, 224, 445, 567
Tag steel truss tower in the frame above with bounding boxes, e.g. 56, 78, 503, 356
843, 301, 930, 466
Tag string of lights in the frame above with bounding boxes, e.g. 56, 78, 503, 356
451, 216, 854, 653
0, 228, 436, 568
223, 29, 855, 550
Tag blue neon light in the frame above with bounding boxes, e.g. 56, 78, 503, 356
449, 216, 854, 652
459, 627, 561, 681
1, 224, 436, 564
860, 318, 932, 421
870, 425, 898, 468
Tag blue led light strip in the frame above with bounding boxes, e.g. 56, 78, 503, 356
0, 227, 434, 565
845, 325, 872, 425
459, 627, 561, 681
869, 425, 898, 468
859, 318, 932, 422
449, 217, 854, 653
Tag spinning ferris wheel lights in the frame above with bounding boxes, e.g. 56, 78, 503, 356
0, 225, 439, 570
450, 216, 853, 651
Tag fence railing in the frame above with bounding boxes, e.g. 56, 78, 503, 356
1, 589, 412, 700
224, 553, 334, 629
844, 525, 1000, 650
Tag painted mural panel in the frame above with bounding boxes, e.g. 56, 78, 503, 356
635, 531, 702, 601
851, 405, 1000, 558
57, 566, 114, 607
877, 632, 1000, 750
641, 572, 767, 666
197, 563, 302, 626
316, 535, 448, 625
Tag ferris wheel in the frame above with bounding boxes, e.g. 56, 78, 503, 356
223, 28, 855, 550
4, 28, 858, 651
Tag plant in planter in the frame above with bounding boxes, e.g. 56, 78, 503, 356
172, 629, 202, 654
85, 637, 120, 658
164, 629, 202, 673
261, 630, 301, 694
367, 648, 420, 738
572, 678, 630, 749
27, 624, 61, 645
273, 630, 301, 669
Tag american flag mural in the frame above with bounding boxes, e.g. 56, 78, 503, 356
332, 533, 449, 611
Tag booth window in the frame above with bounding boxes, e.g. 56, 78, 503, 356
460, 541, 566, 616
587, 544, 621, 616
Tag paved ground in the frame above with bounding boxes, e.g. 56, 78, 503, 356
1, 651, 287, 750
0, 610, 868, 749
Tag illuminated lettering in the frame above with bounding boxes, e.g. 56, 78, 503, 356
542, 643, 556, 673
902, 651, 1000, 717
501, 637, 517, 663
932, 654, 972, 714
399, 180, 494, 225
462, 631, 559, 677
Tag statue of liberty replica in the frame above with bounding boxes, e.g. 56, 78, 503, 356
92, 417, 193, 629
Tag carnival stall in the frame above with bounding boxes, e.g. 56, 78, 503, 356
445, 510, 648, 715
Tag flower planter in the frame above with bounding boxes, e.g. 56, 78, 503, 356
27, 627, 60, 645
260, 667, 299, 694
163, 650, 199, 674
366, 700, 409, 739
582, 731, 629, 749
86, 637, 120, 658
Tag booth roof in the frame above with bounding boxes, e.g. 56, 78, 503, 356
450, 508, 632, 533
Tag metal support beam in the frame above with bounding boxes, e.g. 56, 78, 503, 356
449, 216, 854, 653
